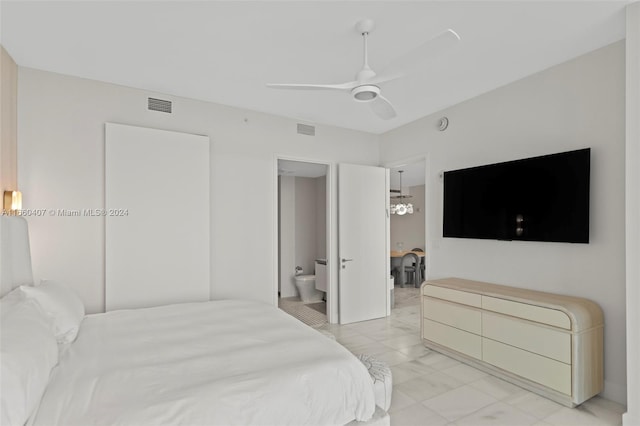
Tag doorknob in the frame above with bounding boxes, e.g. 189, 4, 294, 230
341, 258, 353, 269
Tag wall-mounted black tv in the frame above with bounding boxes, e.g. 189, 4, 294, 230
443, 148, 590, 243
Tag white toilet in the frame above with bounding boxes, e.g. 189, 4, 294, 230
295, 275, 324, 303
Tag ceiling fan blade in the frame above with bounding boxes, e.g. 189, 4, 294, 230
370, 95, 397, 120
365, 72, 403, 86
266, 81, 358, 91
376, 28, 460, 80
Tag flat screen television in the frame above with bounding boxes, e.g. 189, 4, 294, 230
443, 148, 590, 243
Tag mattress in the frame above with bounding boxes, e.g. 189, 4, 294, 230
31, 299, 376, 425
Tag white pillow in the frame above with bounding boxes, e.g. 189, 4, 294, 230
0, 286, 25, 310
1, 294, 59, 426
21, 280, 85, 344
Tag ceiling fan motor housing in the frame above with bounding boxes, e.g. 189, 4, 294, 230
352, 85, 380, 102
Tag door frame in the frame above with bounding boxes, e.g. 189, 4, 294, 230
382, 154, 430, 282
273, 155, 336, 323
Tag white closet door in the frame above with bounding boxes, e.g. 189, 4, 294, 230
105, 123, 210, 311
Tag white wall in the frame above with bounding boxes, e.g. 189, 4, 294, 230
17, 68, 379, 314
294, 177, 318, 277
315, 176, 327, 260
624, 2, 640, 424
278, 175, 296, 298
380, 42, 626, 404
0, 45, 17, 195
390, 184, 426, 252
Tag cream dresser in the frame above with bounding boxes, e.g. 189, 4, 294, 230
420, 277, 604, 407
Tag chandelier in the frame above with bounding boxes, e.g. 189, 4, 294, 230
390, 170, 413, 215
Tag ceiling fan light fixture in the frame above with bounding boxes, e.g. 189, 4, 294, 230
351, 85, 380, 102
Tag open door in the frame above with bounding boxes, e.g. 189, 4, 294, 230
338, 163, 389, 324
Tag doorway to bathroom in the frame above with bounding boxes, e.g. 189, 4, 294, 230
276, 159, 330, 327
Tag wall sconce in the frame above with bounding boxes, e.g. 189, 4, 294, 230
3, 190, 22, 212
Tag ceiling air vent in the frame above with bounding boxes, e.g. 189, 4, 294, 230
148, 97, 172, 113
297, 123, 315, 136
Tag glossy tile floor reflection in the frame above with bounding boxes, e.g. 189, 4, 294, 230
315, 287, 625, 426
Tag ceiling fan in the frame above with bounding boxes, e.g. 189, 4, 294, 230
266, 19, 460, 120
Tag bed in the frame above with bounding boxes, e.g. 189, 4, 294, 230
0, 216, 389, 426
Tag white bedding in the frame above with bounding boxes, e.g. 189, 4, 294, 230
31, 300, 376, 426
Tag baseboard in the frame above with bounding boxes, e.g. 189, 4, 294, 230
602, 380, 627, 406
622, 412, 639, 426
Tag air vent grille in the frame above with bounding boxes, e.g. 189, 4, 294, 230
148, 97, 172, 113
297, 123, 315, 136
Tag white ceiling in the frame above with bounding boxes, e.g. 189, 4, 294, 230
0, 1, 628, 134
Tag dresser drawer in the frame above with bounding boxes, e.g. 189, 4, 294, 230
423, 297, 482, 335
482, 312, 571, 364
423, 319, 482, 359
423, 285, 481, 307
482, 296, 571, 330
483, 338, 571, 395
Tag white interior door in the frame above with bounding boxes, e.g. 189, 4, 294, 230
338, 163, 389, 324
105, 123, 210, 311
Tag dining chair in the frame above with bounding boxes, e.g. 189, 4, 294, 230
391, 257, 403, 287
411, 248, 425, 286
397, 253, 420, 288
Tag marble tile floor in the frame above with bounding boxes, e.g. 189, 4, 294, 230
314, 296, 626, 426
